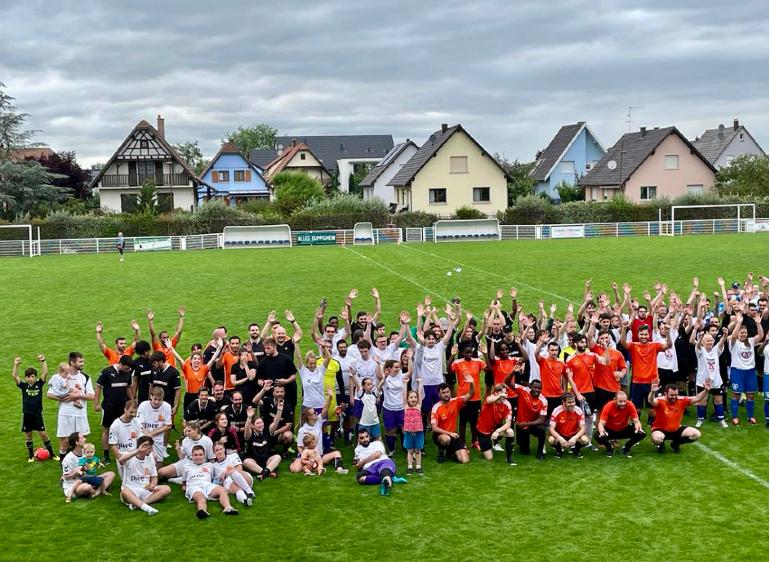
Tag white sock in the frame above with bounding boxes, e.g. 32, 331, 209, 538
235, 490, 247, 504
140, 503, 158, 514
230, 471, 254, 495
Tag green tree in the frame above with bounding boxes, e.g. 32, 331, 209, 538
225, 124, 278, 154
495, 153, 535, 206
174, 140, 208, 175
136, 179, 158, 214
715, 154, 769, 197
555, 179, 584, 202
348, 163, 373, 197
272, 171, 325, 215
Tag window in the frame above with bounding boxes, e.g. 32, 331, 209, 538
559, 161, 575, 174
300, 153, 306, 160
139, 140, 149, 149
120, 194, 138, 213
664, 155, 679, 170
640, 186, 657, 200
234, 170, 245, 182
449, 156, 468, 174
157, 192, 174, 212
218, 170, 230, 182
429, 188, 447, 204
687, 184, 704, 195
137, 161, 154, 176
473, 187, 490, 202
739, 133, 744, 141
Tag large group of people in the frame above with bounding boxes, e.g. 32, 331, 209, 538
13, 274, 769, 515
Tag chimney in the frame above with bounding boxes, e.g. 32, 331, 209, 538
640, 126, 646, 137
441, 123, 448, 133
718, 124, 725, 130
156, 115, 165, 139
733, 118, 739, 130
291, 139, 296, 147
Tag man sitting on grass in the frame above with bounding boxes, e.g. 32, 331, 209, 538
353, 428, 406, 496
183, 444, 239, 519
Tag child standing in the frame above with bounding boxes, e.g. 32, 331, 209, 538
12, 356, 57, 462
300, 434, 325, 476
354, 375, 381, 439
402, 375, 424, 475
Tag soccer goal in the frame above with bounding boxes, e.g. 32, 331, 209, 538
659, 204, 757, 236
0, 224, 41, 257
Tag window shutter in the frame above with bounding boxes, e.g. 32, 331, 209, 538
245, 170, 252, 182
212, 171, 218, 183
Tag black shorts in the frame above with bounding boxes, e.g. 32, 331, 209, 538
656, 426, 686, 441
432, 432, 466, 453
594, 387, 616, 410
581, 392, 597, 414
477, 432, 494, 453
21, 412, 45, 432
658, 368, 680, 386
545, 396, 562, 417
604, 426, 644, 440
696, 385, 725, 397
101, 407, 123, 429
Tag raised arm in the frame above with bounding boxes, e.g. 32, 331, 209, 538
371, 288, 382, 323
285, 310, 303, 343
261, 310, 277, 340
147, 310, 157, 344
11, 356, 21, 385
95, 322, 108, 354
173, 306, 185, 341
510, 287, 519, 320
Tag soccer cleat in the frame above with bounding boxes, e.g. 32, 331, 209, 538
102, 458, 111, 466
671, 441, 681, 454
571, 448, 583, 459
392, 476, 408, 484
437, 453, 446, 464
52, 454, 60, 461
508, 460, 518, 466
245, 496, 253, 507
128, 504, 135, 511
748, 418, 757, 425
656, 443, 666, 454
415, 467, 424, 474
28, 458, 34, 463
335, 466, 349, 475
492, 443, 504, 452
620, 448, 633, 458
719, 420, 729, 429
406, 468, 414, 475
536, 452, 545, 461
554, 451, 562, 459
695, 419, 703, 428
605, 448, 614, 458
731, 418, 740, 426
223, 508, 239, 516
196, 509, 209, 520
379, 479, 392, 496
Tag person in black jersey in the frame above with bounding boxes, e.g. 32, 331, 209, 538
242, 405, 282, 479
131, 341, 153, 403
256, 338, 298, 408
94, 355, 134, 464
13, 355, 57, 461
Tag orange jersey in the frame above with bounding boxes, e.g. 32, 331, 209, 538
537, 355, 566, 398
431, 397, 463, 433
550, 404, 584, 437
182, 359, 210, 394
599, 401, 639, 432
476, 399, 512, 434
512, 384, 548, 423
153, 336, 179, 367
591, 345, 626, 392
220, 352, 239, 391
566, 352, 597, 393
492, 357, 520, 398
628, 342, 662, 383
652, 397, 689, 432
451, 358, 484, 401
103, 345, 134, 365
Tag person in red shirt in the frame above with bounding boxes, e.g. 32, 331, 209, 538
534, 333, 567, 417
596, 391, 646, 457
475, 384, 514, 465
96, 320, 140, 365
565, 334, 610, 445
619, 322, 670, 423
589, 330, 627, 411
450, 346, 485, 450
148, 307, 186, 368
505, 376, 548, 461
430, 375, 474, 464
548, 393, 589, 458
649, 380, 711, 453
216, 336, 242, 393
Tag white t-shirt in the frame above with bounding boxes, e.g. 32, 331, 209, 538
353, 357, 378, 383
61, 451, 83, 494
346, 344, 362, 363
181, 434, 215, 461
183, 462, 215, 487
763, 343, 769, 377
354, 440, 387, 470
51, 372, 93, 416
654, 331, 678, 372
359, 391, 380, 426
372, 343, 401, 364
136, 400, 172, 455
296, 420, 324, 457
212, 452, 242, 482
333, 354, 353, 394
108, 416, 142, 455
331, 327, 347, 349
696, 345, 722, 387
729, 337, 757, 370
300, 365, 326, 409
121, 454, 157, 490
382, 374, 405, 411
523, 339, 542, 381
418, 341, 446, 385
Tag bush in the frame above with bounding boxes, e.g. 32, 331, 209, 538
453, 206, 486, 220
555, 181, 584, 203
272, 171, 325, 215
296, 193, 388, 216
390, 211, 440, 228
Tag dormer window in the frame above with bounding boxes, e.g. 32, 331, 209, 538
140, 140, 149, 149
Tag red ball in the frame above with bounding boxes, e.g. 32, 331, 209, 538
34, 448, 50, 461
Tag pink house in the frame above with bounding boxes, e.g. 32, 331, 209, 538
579, 126, 717, 203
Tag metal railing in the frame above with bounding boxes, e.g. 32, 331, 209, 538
100, 173, 191, 187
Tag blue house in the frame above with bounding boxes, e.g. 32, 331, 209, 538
529, 122, 606, 200
199, 142, 269, 205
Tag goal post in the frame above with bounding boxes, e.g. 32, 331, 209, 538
0, 224, 40, 257
660, 204, 757, 236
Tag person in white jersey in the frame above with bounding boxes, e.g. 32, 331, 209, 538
183, 444, 239, 519
119, 436, 171, 515
136, 387, 172, 462
108, 400, 141, 479
157, 420, 214, 483
689, 319, 727, 428
728, 307, 764, 424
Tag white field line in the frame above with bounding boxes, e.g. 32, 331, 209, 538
401, 242, 769, 489
342, 245, 451, 304
694, 442, 768, 489
401, 243, 577, 304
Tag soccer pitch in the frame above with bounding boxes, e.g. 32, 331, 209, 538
1, 234, 767, 562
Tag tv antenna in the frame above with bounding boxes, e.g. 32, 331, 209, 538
626, 106, 642, 133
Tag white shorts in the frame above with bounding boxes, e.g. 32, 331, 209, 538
122, 486, 152, 502
185, 483, 218, 501
57, 414, 90, 438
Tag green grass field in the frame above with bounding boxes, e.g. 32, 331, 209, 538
0, 234, 767, 562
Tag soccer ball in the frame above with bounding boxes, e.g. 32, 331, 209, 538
446, 271, 452, 276
34, 448, 50, 462
455, 267, 462, 273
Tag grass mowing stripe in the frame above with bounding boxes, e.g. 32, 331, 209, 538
401, 243, 578, 304
343, 245, 451, 303
694, 441, 769, 489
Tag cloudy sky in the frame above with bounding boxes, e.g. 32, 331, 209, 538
1, 0, 767, 166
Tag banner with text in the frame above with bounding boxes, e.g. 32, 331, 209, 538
296, 231, 337, 245
551, 225, 585, 239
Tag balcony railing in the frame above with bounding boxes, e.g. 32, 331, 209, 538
101, 173, 191, 187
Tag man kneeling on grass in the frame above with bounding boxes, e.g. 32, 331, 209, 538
183, 444, 239, 519
649, 380, 712, 454
119, 436, 171, 515
548, 393, 590, 458
353, 429, 406, 496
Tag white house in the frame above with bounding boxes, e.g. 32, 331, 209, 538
693, 119, 766, 168
359, 140, 418, 207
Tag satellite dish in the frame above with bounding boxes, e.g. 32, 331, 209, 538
607, 160, 617, 170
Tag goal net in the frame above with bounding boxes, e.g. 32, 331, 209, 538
0, 224, 40, 257
658, 204, 757, 236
